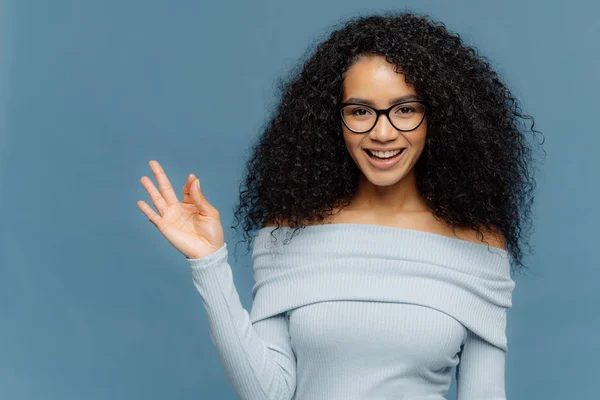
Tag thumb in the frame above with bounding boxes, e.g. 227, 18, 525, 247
191, 178, 216, 215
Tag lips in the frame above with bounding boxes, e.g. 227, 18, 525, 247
364, 148, 405, 158
362, 147, 406, 170
364, 148, 406, 152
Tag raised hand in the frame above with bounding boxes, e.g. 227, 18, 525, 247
137, 160, 224, 259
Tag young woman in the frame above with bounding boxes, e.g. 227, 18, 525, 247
137, 11, 542, 400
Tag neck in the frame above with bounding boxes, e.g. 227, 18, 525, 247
348, 168, 430, 214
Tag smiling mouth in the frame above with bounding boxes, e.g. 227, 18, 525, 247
364, 148, 406, 160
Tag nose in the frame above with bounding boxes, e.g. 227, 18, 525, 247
369, 113, 399, 142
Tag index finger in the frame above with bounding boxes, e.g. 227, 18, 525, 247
149, 160, 180, 206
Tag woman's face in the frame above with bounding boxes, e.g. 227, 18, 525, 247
341, 55, 428, 188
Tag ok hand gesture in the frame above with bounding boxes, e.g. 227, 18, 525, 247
137, 160, 224, 259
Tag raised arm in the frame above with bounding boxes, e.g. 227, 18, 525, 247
455, 329, 507, 400
137, 160, 296, 399
188, 243, 296, 400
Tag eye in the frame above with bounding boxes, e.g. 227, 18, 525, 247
395, 106, 415, 114
351, 107, 372, 116
392, 102, 425, 116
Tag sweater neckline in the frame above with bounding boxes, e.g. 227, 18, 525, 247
251, 222, 514, 351
257, 222, 509, 255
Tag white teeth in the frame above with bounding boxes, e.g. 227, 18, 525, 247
370, 149, 402, 158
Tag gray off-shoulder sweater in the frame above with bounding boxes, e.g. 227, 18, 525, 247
186, 223, 515, 400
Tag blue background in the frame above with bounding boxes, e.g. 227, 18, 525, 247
1, 0, 597, 398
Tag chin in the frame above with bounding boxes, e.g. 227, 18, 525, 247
361, 170, 405, 187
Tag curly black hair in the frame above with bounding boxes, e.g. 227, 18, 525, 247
230, 10, 545, 275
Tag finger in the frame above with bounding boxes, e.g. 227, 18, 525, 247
182, 173, 195, 202
140, 176, 169, 215
137, 200, 163, 229
149, 160, 180, 206
140, 176, 168, 215
190, 177, 215, 215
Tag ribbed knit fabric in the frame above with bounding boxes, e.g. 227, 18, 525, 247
187, 223, 515, 400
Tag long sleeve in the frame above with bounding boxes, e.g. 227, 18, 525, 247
456, 329, 507, 400
186, 243, 297, 400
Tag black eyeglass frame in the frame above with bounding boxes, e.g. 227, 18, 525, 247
338, 100, 430, 133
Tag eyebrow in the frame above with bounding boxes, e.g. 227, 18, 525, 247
343, 94, 422, 106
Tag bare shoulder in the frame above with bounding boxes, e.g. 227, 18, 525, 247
262, 216, 328, 229
262, 210, 507, 251
262, 217, 291, 228
399, 212, 508, 251
454, 224, 507, 251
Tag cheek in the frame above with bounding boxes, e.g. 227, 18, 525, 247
342, 128, 361, 149
342, 136, 362, 162
411, 134, 428, 161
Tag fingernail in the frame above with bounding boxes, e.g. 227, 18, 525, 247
196, 179, 200, 189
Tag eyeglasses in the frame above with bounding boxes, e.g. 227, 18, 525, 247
339, 100, 429, 133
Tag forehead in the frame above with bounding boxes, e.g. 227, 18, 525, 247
342, 55, 417, 102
